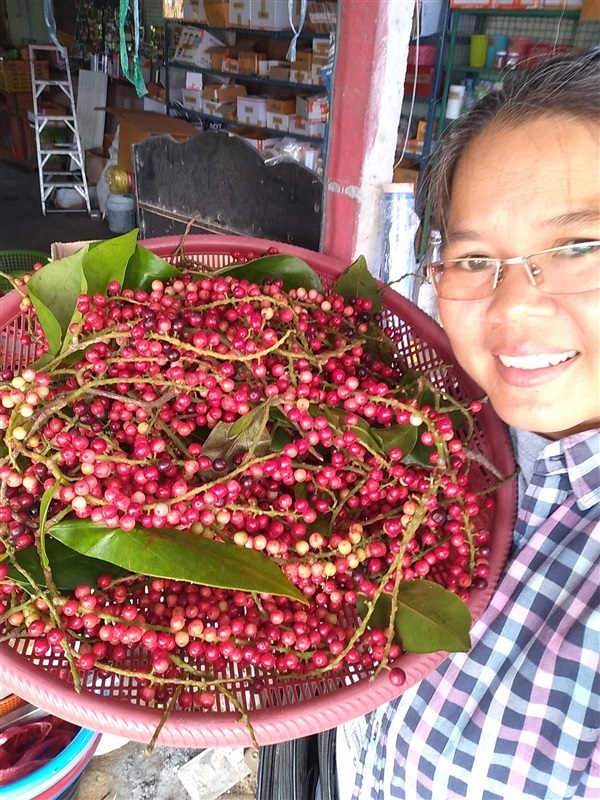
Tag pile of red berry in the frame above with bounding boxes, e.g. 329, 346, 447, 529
0, 267, 492, 718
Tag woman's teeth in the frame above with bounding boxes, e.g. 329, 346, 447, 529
498, 351, 577, 370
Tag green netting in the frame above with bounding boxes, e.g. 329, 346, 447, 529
0, 250, 49, 294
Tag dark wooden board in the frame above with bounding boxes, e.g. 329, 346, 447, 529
132, 130, 323, 250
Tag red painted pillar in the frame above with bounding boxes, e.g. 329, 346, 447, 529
321, 0, 415, 270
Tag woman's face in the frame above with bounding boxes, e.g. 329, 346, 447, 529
438, 115, 600, 439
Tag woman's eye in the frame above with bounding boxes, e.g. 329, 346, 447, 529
558, 240, 600, 258
456, 257, 494, 272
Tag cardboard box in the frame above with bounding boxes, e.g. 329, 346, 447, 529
185, 72, 203, 90
539, 0, 581, 7
259, 59, 287, 76
449, 0, 493, 6
266, 97, 296, 114
268, 65, 290, 81
252, 0, 301, 28
104, 109, 198, 171
204, 0, 230, 26
183, 0, 208, 21
203, 99, 220, 116
221, 56, 240, 73
85, 147, 108, 185
306, 1, 337, 32
291, 51, 313, 71
289, 114, 325, 138
229, 0, 253, 26
208, 46, 229, 71
581, 0, 600, 18
295, 94, 328, 121
214, 101, 238, 119
311, 63, 324, 85
237, 95, 268, 126
266, 111, 292, 131
289, 68, 312, 85
238, 50, 267, 74
312, 38, 330, 57
404, 66, 438, 98
202, 83, 247, 103
393, 164, 419, 188
181, 87, 203, 110
493, 0, 541, 6
237, 130, 280, 150
143, 96, 167, 114
173, 27, 225, 68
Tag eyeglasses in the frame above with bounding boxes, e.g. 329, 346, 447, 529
427, 240, 600, 301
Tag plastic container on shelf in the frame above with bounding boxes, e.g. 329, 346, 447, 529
105, 193, 136, 233
0, 234, 517, 748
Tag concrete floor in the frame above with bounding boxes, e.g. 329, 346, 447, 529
74, 740, 258, 800
0, 159, 258, 800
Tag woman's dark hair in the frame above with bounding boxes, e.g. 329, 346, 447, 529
430, 47, 600, 236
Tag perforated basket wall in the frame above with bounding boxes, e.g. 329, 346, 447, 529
0, 235, 516, 747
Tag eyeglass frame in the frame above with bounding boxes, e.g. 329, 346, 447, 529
427, 239, 600, 300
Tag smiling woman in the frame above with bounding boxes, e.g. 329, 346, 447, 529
436, 115, 600, 439
347, 48, 600, 800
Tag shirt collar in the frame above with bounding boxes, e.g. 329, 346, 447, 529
537, 429, 600, 512
510, 427, 599, 512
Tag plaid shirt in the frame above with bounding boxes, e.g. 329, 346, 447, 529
353, 428, 600, 800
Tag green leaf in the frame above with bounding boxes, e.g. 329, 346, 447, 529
394, 581, 471, 653
26, 246, 89, 354
375, 423, 418, 458
217, 255, 323, 293
201, 419, 271, 467
9, 539, 125, 593
82, 229, 138, 297
122, 243, 181, 292
356, 592, 393, 632
50, 521, 306, 602
229, 398, 275, 437
331, 255, 382, 313
38, 482, 60, 570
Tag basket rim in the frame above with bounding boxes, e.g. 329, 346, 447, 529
0, 234, 517, 747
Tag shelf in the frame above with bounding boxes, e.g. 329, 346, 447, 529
167, 61, 325, 92
168, 103, 325, 144
450, 8, 580, 18
170, 22, 330, 40
448, 63, 512, 76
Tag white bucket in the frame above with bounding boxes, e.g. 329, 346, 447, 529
105, 193, 136, 234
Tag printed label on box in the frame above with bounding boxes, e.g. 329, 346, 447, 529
173, 27, 225, 69
266, 111, 291, 131
203, 99, 220, 116
229, 0, 252, 26
296, 94, 329, 121
266, 97, 296, 114
181, 88, 203, 110
312, 38, 330, 56
252, 0, 301, 29
183, 0, 208, 22
289, 69, 312, 85
289, 114, 325, 138
186, 71, 203, 90
236, 95, 267, 126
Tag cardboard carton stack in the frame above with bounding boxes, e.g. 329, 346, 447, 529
289, 93, 328, 138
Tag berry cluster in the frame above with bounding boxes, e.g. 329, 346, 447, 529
0, 266, 492, 716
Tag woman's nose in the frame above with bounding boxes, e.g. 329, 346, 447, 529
486, 261, 558, 323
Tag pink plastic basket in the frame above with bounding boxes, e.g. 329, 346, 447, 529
0, 234, 516, 747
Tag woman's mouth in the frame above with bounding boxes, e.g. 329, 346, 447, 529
497, 351, 577, 370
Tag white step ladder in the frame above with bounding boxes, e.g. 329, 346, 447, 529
28, 44, 91, 216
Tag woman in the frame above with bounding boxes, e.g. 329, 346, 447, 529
346, 49, 600, 799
